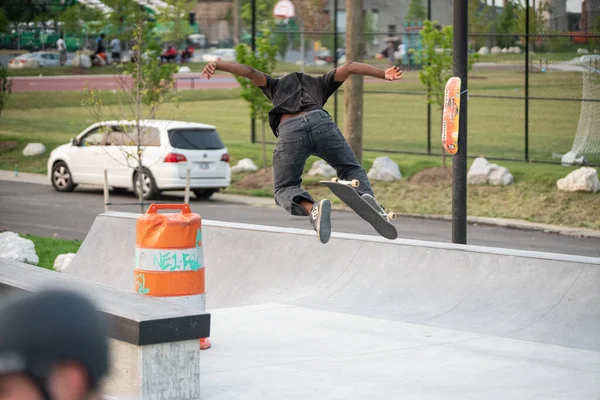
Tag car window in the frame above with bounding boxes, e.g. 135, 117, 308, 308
79, 127, 106, 146
107, 125, 161, 147
168, 129, 224, 150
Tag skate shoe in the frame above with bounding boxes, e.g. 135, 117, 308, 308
309, 199, 332, 244
361, 194, 386, 216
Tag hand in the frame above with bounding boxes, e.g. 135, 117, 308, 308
384, 66, 402, 81
202, 62, 217, 79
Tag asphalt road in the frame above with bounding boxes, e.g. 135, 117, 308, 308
1, 180, 599, 258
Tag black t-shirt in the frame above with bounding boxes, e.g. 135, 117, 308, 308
259, 69, 343, 136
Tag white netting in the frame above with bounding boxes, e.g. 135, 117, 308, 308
564, 56, 600, 165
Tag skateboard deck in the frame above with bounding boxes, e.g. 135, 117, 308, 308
320, 179, 398, 240
442, 77, 461, 155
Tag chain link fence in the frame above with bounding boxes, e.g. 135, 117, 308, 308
263, 0, 600, 166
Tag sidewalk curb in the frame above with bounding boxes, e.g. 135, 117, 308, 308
2, 170, 599, 239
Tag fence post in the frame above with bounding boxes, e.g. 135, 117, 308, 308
427, 0, 432, 154
184, 168, 191, 204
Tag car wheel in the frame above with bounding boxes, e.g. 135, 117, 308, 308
193, 189, 216, 200
133, 168, 158, 200
51, 161, 76, 192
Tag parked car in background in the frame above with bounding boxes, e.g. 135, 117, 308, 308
8, 51, 60, 69
47, 120, 231, 200
202, 48, 236, 63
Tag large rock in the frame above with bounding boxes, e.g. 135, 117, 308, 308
72, 54, 92, 69
231, 158, 258, 173
367, 156, 401, 181
561, 151, 587, 166
467, 156, 514, 186
0, 232, 39, 266
178, 66, 191, 73
478, 46, 490, 55
556, 167, 599, 193
307, 160, 336, 177
577, 48, 589, 54
491, 46, 502, 54
54, 253, 76, 272
22, 143, 45, 157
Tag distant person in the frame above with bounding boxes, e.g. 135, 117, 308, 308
0, 289, 110, 400
110, 37, 121, 64
161, 45, 177, 63
95, 33, 106, 55
56, 34, 67, 66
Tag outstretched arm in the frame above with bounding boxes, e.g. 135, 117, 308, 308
202, 61, 267, 87
333, 62, 402, 82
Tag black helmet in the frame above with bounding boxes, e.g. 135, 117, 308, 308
0, 289, 110, 393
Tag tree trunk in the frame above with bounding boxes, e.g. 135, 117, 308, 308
233, 0, 240, 44
343, 0, 364, 164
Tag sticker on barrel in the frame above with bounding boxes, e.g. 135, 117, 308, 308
442, 77, 461, 155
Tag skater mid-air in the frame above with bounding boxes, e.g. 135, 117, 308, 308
202, 60, 403, 243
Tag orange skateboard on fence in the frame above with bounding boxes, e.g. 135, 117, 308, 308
442, 77, 462, 155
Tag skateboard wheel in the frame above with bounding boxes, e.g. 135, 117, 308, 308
350, 180, 360, 188
388, 212, 397, 220
331, 177, 339, 183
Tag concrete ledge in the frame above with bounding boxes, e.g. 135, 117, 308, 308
0, 259, 209, 399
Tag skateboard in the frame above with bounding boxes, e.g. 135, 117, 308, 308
320, 178, 398, 240
442, 77, 461, 155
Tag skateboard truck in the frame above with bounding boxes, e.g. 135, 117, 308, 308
329, 177, 397, 221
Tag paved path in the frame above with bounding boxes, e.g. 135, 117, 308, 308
1, 180, 598, 257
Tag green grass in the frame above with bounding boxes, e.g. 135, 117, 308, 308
20, 234, 82, 270
1, 68, 598, 229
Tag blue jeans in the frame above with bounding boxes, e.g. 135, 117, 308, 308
272, 109, 374, 216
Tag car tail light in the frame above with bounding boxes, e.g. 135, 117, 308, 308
164, 153, 187, 163
221, 153, 230, 163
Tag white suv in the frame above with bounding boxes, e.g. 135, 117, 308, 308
47, 120, 231, 200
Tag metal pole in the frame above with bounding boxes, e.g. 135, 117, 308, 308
251, 0, 257, 143
452, 0, 468, 244
524, 0, 530, 161
333, 0, 338, 124
103, 170, 109, 213
184, 168, 191, 204
426, 0, 432, 154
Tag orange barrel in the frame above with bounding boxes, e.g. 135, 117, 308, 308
134, 203, 211, 350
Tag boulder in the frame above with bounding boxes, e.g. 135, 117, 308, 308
501, 47, 508, 53
577, 48, 589, 54
367, 156, 401, 181
72, 54, 92, 69
178, 66, 191, 73
0, 232, 39, 266
466, 156, 491, 184
491, 46, 502, 54
488, 166, 514, 186
22, 143, 46, 157
53, 253, 76, 272
307, 160, 336, 177
556, 167, 599, 193
231, 158, 258, 173
467, 156, 514, 186
478, 46, 490, 55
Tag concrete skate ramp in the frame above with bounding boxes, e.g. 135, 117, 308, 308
66, 212, 600, 398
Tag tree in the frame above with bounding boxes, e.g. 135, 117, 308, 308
412, 20, 478, 167
83, 3, 179, 210
241, 0, 277, 30
468, 0, 492, 49
344, 0, 364, 163
234, 30, 278, 169
294, 0, 331, 38
497, 0, 518, 48
0, 64, 12, 119
405, 0, 426, 25
155, 0, 194, 46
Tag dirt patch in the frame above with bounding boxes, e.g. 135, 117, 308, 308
235, 168, 274, 190
409, 167, 453, 184
0, 141, 18, 152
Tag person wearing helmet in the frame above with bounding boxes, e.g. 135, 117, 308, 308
0, 289, 110, 400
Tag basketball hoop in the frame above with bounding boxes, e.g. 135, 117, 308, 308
273, 0, 296, 20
